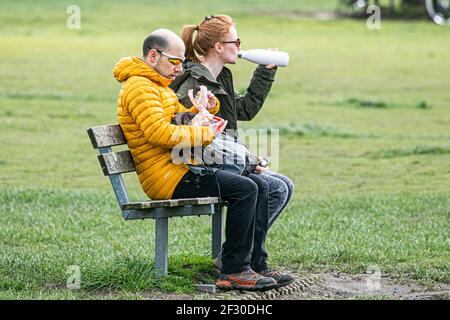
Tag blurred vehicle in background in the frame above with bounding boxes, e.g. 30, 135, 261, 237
336, 0, 450, 25
425, 0, 450, 25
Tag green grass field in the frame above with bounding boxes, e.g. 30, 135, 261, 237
0, 0, 449, 299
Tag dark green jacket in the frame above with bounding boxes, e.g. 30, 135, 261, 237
170, 61, 276, 137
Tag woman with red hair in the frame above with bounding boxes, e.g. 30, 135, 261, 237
171, 15, 295, 290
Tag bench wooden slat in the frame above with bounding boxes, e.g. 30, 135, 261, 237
123, 204, 217, 220
121, 197, 220, 210
87, 124, 126, 148
98, 150, 136, 175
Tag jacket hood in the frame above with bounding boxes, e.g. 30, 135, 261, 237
113, 56, 172, 87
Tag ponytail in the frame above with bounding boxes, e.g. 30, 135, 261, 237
181, 25, 199, 62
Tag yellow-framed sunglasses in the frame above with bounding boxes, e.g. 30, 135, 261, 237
156, 49, 185, 66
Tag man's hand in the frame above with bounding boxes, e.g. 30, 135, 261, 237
265, 48, 279, 70
206, 90, 217, 110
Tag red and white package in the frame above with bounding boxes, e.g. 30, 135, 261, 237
188, 86, 227, 134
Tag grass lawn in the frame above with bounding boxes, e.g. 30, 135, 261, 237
0, 0, 449, 299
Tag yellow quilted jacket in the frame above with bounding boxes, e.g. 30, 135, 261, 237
113, 56, 219, 199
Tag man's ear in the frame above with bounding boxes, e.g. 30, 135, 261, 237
147, 48, 159, 64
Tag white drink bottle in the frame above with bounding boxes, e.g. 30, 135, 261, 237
238, 49, 289, 67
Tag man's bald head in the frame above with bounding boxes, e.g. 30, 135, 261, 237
142, 28, 185, 58
142, 28, 186, 81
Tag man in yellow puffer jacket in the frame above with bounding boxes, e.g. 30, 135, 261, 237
114, 29, 283, 291
114, 29, 220, 200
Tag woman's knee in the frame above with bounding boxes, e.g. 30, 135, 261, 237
275, 174, 295, 198
277, 180, 289, 201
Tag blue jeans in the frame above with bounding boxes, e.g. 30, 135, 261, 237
259, 171, 295, 228
242, 171, 295, 271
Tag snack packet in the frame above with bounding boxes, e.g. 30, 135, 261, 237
188, 86, 227, 133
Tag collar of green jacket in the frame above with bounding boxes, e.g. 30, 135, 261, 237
171, 61, 229, 96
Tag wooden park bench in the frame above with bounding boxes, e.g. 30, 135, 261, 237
87, 124, 225, 276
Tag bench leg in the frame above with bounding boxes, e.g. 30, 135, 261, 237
212, 204, 224, 259
155, 217, 168, 276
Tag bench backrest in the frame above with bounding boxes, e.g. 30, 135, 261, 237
87, 124, 134, 206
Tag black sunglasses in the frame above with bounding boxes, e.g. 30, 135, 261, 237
220, 38, 241, 47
